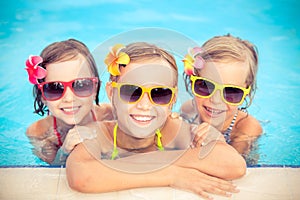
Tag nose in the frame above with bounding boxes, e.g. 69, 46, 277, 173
61, 86, 74, 102
136, 92, 152, 110
209, 89, 223, 104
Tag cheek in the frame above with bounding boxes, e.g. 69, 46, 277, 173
112, 94, 130, 115
45, 101, 58, 112
226, 105, 239, 115
155, 106, 170, 121
194, 97, 205, 110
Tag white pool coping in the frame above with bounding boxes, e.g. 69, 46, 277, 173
0, 167, 299, 200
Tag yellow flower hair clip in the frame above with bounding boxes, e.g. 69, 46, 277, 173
104, 44, 130, 76
182, 47, 205, 75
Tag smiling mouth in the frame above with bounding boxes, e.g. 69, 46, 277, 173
204, 106, 225, 115
61, 106, 80, 114
130, 114, 155, 123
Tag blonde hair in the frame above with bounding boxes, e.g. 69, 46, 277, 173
185, 34, 259, 108
110, 42, 178, 85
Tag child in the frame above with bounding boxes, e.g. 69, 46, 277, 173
66, 42, 246, 199
25, 39, 113, 165
181, 34, 263, 158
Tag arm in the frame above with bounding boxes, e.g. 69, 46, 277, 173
66, 143, 238, 199
175, 142, 246, 180
171, 120, 246, 180
26, 118, 59, 164
231, 113, 263, 155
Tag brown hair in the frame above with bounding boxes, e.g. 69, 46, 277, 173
184, 34, 259, 108
33, 39, 100, 116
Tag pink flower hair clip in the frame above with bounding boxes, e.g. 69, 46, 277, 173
182, 47, 205, 75
104, 44, 130, 76
25, 55, 47, 84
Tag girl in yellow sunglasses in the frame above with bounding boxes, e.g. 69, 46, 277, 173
181, 34, 263, 163
66, 42, 246, 199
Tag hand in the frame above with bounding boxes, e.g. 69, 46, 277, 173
61, 125, 97, 154
190, 123, 209, 148
190, 122, 225, 148
171, 166, 239, 200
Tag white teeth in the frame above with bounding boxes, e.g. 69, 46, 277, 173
205, 107, 223, 115
131, 115, 154, 122
62, 107, 79, 112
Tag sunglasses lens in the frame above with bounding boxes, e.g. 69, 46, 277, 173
120, 84, 142, 103
43, 82, 64, 100
73, 79, 95, 97
151, 88, 173, 105
194, 79, 215, 96
223, 87, 244, 104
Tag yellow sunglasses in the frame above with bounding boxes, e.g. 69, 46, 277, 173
190, 75, 251, 106
111, 82, 176, 106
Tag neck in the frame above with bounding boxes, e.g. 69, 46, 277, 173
78, 110, 95, 126
115, 125, 156, 151
53, 116, 74, 135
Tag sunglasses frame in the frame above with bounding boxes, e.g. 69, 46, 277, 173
190, 75, 251, 106
111, 82, 176, 106
38, 77, 98, 101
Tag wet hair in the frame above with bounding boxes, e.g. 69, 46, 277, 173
33, 39, 100, 116
110, 42, 178, 85
184, 34, 259, 109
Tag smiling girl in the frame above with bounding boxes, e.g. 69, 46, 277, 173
25, 39, 113, 165
66, 42, 246, 199
181, 34, 263, 158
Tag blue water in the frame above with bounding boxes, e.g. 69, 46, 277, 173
0, 0, 299, 166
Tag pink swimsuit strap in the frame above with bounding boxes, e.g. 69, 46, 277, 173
53, 110, 97, 147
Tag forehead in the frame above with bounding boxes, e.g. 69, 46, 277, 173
199, 61, 249, 86
118, 59, 177, 86
45, 55, 92, 81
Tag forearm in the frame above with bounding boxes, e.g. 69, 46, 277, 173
66, 145, 173, 193
28, 137, 58, 164
51, 147, 69, 166
175, 143, 246, 180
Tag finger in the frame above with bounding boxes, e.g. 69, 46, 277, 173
204, 178, 239, 194
195, 190, 213, 200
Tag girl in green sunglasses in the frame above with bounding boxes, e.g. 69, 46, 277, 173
66, 42, 246, 199
181, 34, 263, 163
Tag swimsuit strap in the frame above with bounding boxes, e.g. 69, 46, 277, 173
155, 129, 164, 151
110, 123, 164, 160
111, 123, 119, 160
53, 110, 97, 148
53, 117, 63, 147
223, 111, 238, 144
91, 109, 97, 121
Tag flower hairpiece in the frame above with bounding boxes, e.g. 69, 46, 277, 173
182, 47, 205, 75
104, 44, 130, 76
25, 55, 47, 84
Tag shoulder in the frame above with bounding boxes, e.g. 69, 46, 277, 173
94, 104, 114, 121
95, 120, 115, 142
180, 99, 199, 124
234, 111, 263, 137
26, 116, 53, 137
165, 115, 192, 149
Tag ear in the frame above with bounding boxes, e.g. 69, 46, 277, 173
106, 82, 113, 102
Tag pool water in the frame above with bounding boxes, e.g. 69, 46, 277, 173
0, 1, 299, 166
